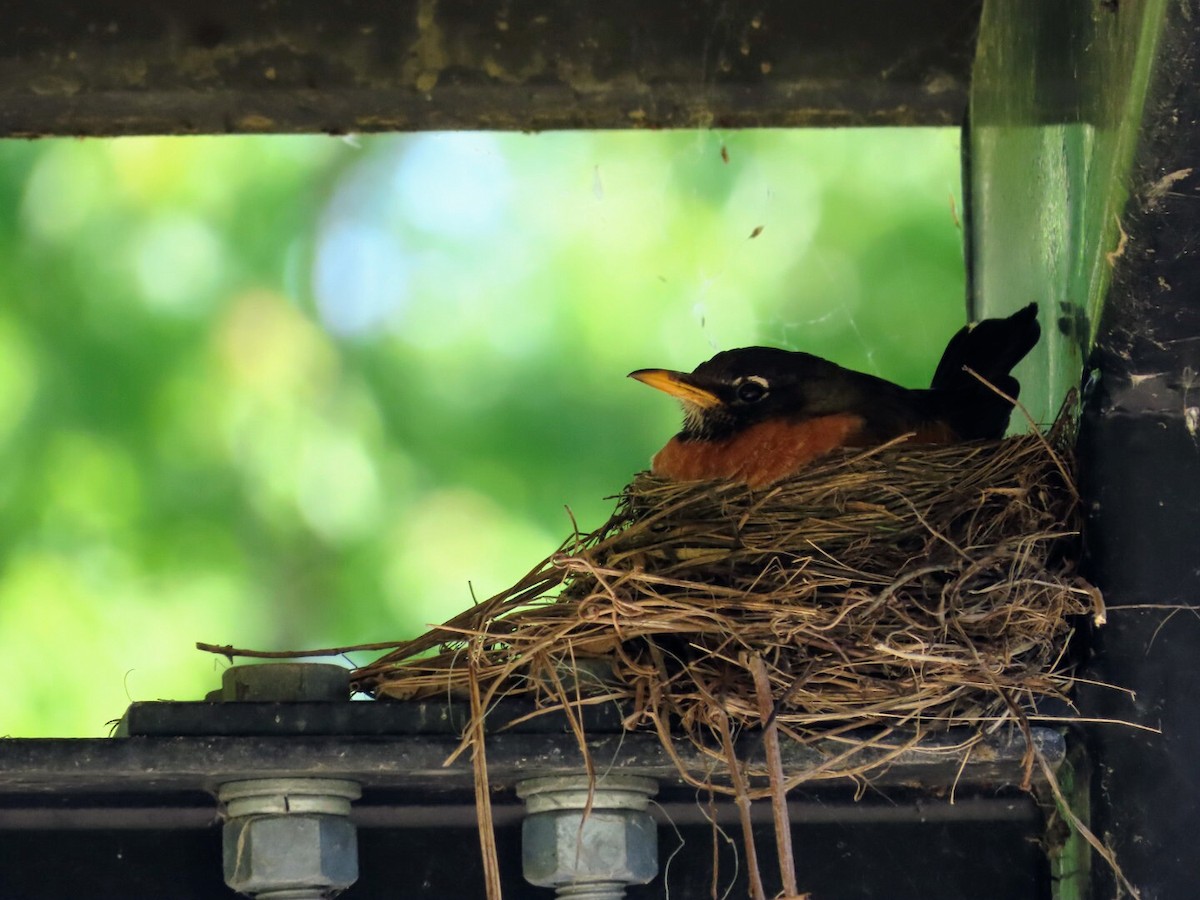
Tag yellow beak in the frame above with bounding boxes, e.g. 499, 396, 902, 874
628, 368, 721, 408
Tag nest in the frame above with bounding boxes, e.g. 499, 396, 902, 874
353, 421, 1102, 789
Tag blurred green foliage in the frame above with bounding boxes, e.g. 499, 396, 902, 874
0, 128, 963, 736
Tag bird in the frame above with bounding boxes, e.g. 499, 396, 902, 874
629, 303, 1041, 487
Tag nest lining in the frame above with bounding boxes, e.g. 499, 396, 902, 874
353, 424, 1100, 785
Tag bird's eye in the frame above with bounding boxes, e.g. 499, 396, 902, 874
734, 376, 769, 404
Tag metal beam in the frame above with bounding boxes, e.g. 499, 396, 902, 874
966, 0, 1165, 423
0, 0, 981, 136
0, 721, 1063, 795
969, 0, 1200, 896
1077, 1, 1200, 896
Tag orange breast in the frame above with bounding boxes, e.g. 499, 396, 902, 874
651, 414, 869, 488
909, 421, 958, 444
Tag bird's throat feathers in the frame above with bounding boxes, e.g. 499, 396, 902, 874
678, 400, 736, 441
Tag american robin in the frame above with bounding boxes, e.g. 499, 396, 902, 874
630, 303, 1040, 487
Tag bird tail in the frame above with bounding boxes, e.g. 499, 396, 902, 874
928, 303, 1041, 440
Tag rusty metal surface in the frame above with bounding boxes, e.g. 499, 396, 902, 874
0, 0, 981, 136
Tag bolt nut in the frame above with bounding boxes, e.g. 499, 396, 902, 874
223, 814, 358, 896
221, 663, 350, 702
522, 808, 658, 889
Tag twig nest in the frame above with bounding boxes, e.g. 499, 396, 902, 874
356, 425, 1100, 769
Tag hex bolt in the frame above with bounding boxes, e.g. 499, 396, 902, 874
218, 778, 362, 900
517, 775, 659, 900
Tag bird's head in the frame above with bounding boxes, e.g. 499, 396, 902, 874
630, 347, 856, 441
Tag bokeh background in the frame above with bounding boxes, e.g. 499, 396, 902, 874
0, 128, 963, 736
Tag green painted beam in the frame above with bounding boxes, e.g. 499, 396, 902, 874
967, 0, 1167, 424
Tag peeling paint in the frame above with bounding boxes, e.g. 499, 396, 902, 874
236, 113, 276, 130
28, 74, 82, 97
405, 0, 448, 94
